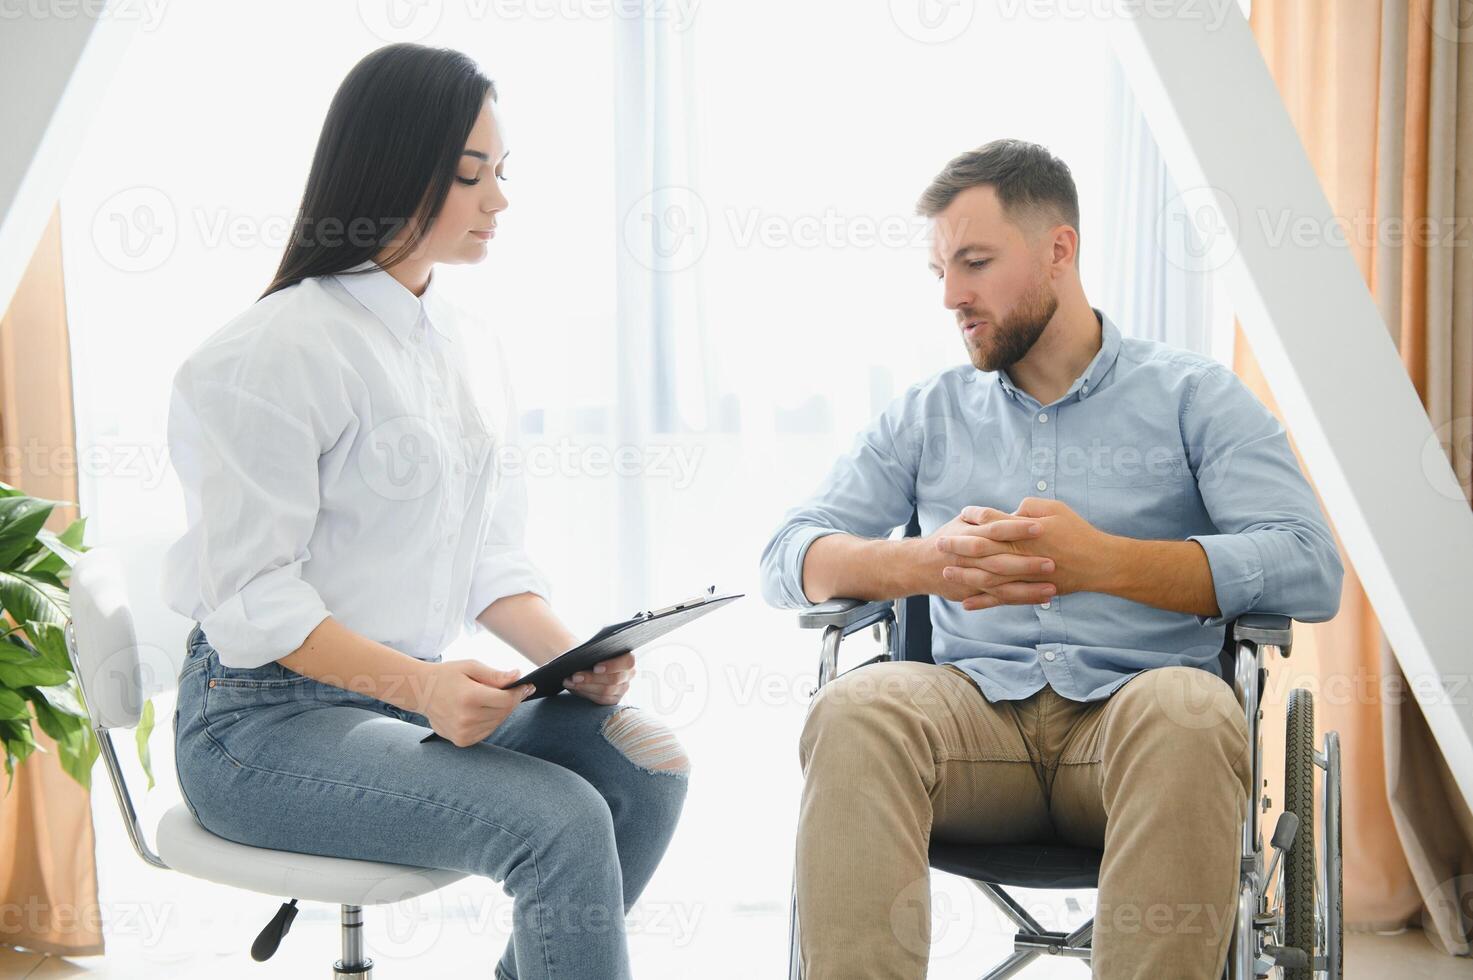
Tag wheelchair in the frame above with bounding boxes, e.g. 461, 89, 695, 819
785, 516, 1343, 979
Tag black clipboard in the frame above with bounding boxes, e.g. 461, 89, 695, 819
419, 588, 743, 743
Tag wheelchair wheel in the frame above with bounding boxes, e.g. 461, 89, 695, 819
1323, 730, 1343, 979
1283, 688, 1316, 979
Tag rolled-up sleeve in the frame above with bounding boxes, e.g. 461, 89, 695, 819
1182, 365, 1344, 626
165, 366, 332, 668
759, 390, 923, 609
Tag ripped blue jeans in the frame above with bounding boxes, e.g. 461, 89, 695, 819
173, 624, 689, 980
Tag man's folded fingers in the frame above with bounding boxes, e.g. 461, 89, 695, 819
960, 592, 1002, 611
951, 554, 1054, 577
975, 518, 1041, 541
943, 566, 1008, 590
937, 534, 990, 557
984, 581, 1057, 604
960, 505, 1006, 524
945, 567, 1057, 604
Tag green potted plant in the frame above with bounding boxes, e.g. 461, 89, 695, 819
0, 481, 154, 794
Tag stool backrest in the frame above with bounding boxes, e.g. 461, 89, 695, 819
67, 547, 146, 731
64, 546, 172, 868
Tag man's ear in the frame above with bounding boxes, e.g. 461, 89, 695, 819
1048, 224, 1078, 275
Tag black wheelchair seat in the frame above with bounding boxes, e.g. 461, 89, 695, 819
928, 841, 1102, 890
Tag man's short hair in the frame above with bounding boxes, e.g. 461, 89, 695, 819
916, 139, 1081, 255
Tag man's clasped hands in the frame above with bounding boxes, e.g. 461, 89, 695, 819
929, 497, 1115, 611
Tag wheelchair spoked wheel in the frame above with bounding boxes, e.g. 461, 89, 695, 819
1282, 687, 1342, 979
1283, 688, 1316, 978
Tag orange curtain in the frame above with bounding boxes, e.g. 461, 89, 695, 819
0, 207, 103, 956
1245, 0, 1473, 951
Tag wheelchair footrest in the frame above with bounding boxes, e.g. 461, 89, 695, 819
1262, 943, 1309, 969
1013, 930, 1090, 956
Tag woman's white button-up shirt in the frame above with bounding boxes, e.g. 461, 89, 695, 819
162, 260, 550, 669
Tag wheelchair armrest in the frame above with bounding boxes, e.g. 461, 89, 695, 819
1232, 614, 1294, 654
796, 598, 896, 636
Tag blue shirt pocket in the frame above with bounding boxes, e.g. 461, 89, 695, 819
1085, 454, 1192, 536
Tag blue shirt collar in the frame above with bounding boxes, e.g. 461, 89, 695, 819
995, 307, 1120, 405
335, 259, 454, 347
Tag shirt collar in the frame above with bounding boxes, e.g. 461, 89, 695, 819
995, 307, 1121, 404
335, 259, 454, 347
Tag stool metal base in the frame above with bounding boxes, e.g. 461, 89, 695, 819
334, 904, 373, 978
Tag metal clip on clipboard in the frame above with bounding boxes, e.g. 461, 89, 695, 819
633, 585, 717, 621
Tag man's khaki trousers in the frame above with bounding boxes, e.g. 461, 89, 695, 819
796, 660, 1251, 979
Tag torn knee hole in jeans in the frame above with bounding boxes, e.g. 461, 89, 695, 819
600, 707, 689, 775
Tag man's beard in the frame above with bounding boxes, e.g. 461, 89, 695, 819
963, 277, 1058, 373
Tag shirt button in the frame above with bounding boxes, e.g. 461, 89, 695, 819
444, 533, 455, 546
1038, 412, 1048, 423
1082, 384, 1090, 395
1036, 479, 1047, 491
1043, 650, 1056, 662
433, 599, 445, 611
1040, 601, 1051, 610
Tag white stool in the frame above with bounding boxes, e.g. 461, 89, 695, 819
66, 547, 466, 977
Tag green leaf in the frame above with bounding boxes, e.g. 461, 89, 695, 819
0, 496, 59, 568
0, 571, 69, 628
135, 699, 155, 791
22, 524, 86, 576
23, 620, 71, 672
0, 687, 30, 720
27, 689, 86, 742
0, 716, 38, 792
57, 517, 87, 549
11, 539, 46, 571
30, 679, 87, 719
0, 660, 68, 688
1, 719, 38, 797
28, 569, 65, 589
6, 706, 96, 792
0, 496, 105, 796
0, 717, 36, 747
43, 720, 96, 792
0, 636, 41, 665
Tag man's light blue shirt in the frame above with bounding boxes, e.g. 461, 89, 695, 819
759, 309, 1344, 703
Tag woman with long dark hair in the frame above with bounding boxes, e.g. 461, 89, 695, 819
164, 44, 688, 980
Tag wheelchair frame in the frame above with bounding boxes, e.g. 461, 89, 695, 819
786, 595, 1343, 979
